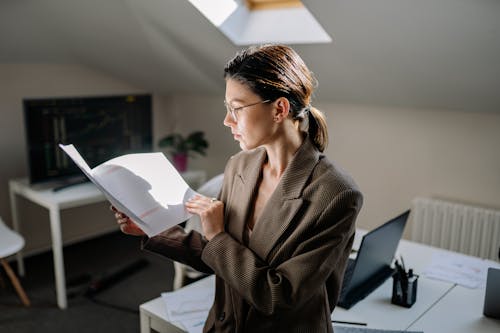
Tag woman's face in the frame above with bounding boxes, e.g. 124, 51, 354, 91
223, 79, 275, 151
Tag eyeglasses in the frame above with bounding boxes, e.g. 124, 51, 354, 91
224, 99, 271, 121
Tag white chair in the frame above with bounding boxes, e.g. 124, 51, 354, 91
173, 174, 224, 289
0, 217, 30, 306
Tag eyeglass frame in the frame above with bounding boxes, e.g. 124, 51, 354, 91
224, 99, 272, 121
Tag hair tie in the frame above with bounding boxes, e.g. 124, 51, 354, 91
297, 104, 311, 118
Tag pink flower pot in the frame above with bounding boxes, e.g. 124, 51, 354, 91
173, 153, 188, 172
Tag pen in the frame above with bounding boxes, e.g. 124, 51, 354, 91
397, 258, 410, 303
332, 320, 368, 326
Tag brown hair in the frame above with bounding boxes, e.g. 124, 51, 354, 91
224, 44, 328, 152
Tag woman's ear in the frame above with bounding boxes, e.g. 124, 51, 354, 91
273, 97, 290, 122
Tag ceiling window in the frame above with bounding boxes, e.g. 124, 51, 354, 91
187, 0, 332, 45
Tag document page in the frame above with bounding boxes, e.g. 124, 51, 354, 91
422, 251, 499, 288
59, 144, 198, 237
161, 275, 215, 333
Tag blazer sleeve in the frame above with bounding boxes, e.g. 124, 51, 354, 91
201, 188, 362, 315
141, 174, 225, 274
142, 226, 214, 274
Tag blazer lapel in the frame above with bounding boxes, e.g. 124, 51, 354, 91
226, 148, 267, 243
249, 139, 321, 261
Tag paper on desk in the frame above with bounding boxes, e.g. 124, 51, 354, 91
182, 317, 208, 333
422, 251, 496, 288
59, 144, 198, 237
161, 275, 215, 333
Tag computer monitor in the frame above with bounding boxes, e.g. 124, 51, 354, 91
23, 94, 153, 186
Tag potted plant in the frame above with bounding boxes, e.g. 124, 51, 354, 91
158, 131, 209, 172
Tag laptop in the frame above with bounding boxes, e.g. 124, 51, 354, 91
337, 210, 410, 309
483, 267, 500, 319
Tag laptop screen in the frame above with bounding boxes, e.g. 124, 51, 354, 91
348, 210, 410, 290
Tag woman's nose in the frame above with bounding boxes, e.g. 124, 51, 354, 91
223, 111, 235, 127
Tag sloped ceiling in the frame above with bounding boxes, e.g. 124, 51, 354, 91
1, 0, 499, 112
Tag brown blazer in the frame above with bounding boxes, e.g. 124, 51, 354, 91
144, 138, 363, 332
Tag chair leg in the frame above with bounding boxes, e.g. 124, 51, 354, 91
0, 258, 31, 306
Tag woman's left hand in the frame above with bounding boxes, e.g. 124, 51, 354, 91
185, 195, 224, 240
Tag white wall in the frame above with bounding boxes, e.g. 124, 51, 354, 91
1, 63, 499, 254
322, 103, 500, 234
0, 64, 168, 254
154, 94, 240, 178
157, 95, 500, 234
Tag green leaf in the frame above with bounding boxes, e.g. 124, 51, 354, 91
157, 131, 209, 157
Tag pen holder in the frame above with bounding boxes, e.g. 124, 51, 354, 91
391, 271, 418, 308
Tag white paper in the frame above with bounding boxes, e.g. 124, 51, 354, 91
422, 251, 499, 288
59, 144, 198, 237
182, 317, 207, 333
161, 275, 215, 333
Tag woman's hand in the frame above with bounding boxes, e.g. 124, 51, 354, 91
185, 195, 224, 241
109, 205, 146, 236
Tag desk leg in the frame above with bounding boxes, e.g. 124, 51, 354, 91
49, 207, 67, 309
9, 186, 25, 277
140, 310, 152, 333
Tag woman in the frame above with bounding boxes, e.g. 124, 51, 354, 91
113, 44, 363, 332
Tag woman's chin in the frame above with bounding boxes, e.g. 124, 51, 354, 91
238, 140, 252, 151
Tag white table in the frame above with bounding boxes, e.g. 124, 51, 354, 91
139, 276, 454, 333
139, 230, 500, 333
331, 274, 454, 330
138, 234, 461, 333
140, 297, 185, 333
407, 284, 500, 333
9, 171, 206, 309
9, 178, 105, 309
397, 241, 500, 333
331, 238, 456, 330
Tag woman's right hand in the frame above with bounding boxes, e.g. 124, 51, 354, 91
110, 205, 146, 236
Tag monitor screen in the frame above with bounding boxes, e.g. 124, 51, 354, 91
23, 94, 153, 185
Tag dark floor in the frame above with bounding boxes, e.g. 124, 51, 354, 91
0, 231, 175, 333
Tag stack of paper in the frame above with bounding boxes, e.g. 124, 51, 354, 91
422, 251, 499, 288
161, 275, 215, 333
59, 144, 198, 237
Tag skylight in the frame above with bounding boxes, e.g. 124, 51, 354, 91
187, 0, 332, 45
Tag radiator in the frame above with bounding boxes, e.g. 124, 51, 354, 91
411, 197, 500, 261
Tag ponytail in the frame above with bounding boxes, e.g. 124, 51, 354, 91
307, 106, 328, 152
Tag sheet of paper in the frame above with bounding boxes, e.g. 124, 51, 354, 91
422, 251, 499, 288
161, 275, 215, 333
59, 144, 198, 237
182, 317, 207, 333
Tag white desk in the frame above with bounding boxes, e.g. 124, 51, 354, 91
331, 238, 456, 330
139, 234, 500, 333
408, 284, 500, 333
9, 178, 105, 309
140, 297, 186, 333
331, 273, 453, 330
9, 171, 206, 309
139, 279, 453, 333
